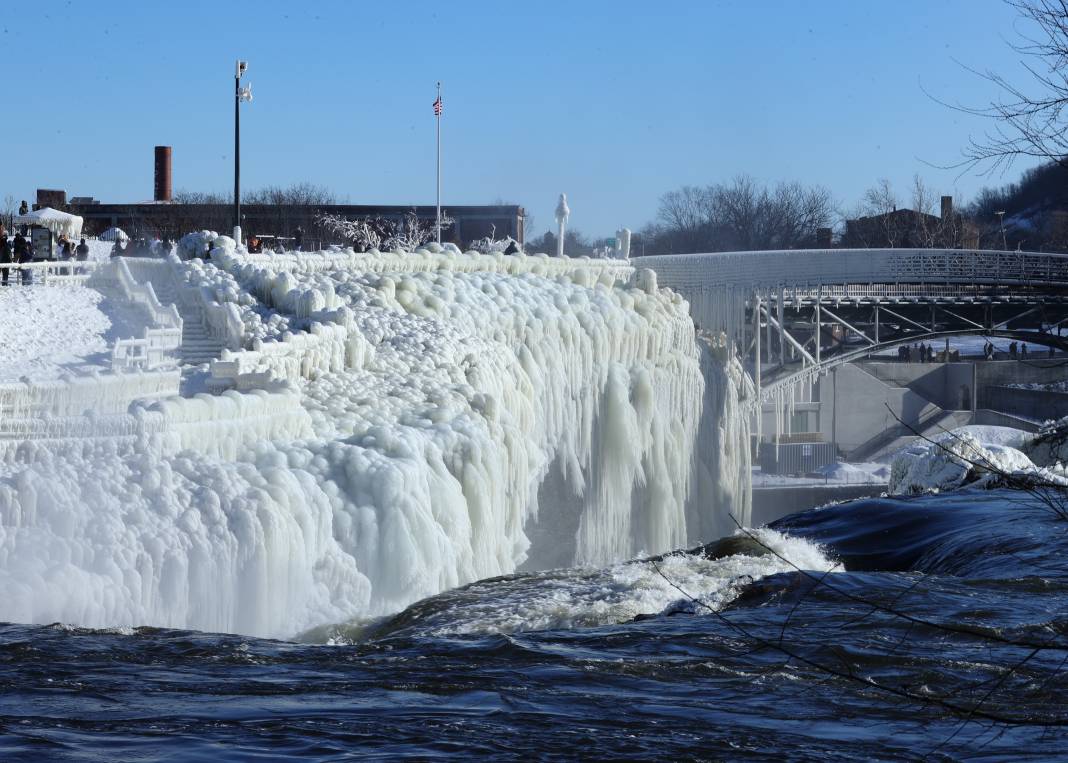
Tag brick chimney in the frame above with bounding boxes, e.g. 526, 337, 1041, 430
940, 195, 953, 221
154, 146, 172, 202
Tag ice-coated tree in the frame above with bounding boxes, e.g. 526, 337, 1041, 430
316, 210, 454, 252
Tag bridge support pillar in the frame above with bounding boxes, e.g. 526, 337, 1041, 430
874, 305, 880, 344
754, 295, 761, 430
778, 287, 786, 365
815, 294, 821, 366
766, 291, 772, 364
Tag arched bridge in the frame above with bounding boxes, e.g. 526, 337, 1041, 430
639, 248, 1068, 413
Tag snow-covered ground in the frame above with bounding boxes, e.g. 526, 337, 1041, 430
889, 423, 1065, 495
1010, 380, 1068, 392
0, 287, 113, 380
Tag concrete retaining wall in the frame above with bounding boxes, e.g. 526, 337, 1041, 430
752, 484, 887, 526
860, 362, 974, 410
984, 386, 1068, 423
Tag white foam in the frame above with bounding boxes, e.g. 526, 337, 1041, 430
369, 528, 835, 638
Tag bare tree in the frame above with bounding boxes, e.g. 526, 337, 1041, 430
0, 195, 16, 231
645, 175, 834, 254
909, 175, 948, 247
316, 209, 454, 251
843, 178, 906, 248
944, 0, 1068, 172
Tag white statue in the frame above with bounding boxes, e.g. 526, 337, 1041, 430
615, 227, 631, 259
555, 193, 569, 258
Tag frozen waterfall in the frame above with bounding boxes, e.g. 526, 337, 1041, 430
0, 249, 751, 638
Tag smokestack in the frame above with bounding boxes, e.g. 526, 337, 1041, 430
941, 195, 953, 221
154, 146, 172, 202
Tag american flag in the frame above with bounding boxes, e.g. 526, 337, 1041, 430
433, 95, 443, 116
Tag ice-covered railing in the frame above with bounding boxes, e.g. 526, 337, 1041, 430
217, 245, 635, 281
210, 321, 367, 389
0, 386, 309, 461
0, 369, 180, 420
135, 387, 313, 460
206, 247, 636, 390
641, 248, 1068, 337
108, 258, 183, 371
1, 260, 100, 287
123, 254, 245, 352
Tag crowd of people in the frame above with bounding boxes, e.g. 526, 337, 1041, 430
896, 343, 942, 362
893, 339, 1056, 362
982, 340, 1053, 360
110, 237, 171, 258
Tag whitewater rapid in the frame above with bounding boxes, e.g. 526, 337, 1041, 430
0, 245, 751, 638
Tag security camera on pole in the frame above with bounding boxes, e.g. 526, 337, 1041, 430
233, 60, 253, 245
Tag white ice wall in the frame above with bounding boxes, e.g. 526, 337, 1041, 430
0, 251, 751, 638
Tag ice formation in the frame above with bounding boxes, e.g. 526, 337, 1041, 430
0, 246, 752, 638
889, 427, 1067, 495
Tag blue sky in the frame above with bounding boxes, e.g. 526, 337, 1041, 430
0, 0, 1041, 237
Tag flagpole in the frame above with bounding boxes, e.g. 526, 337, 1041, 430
436, 81, 441, 245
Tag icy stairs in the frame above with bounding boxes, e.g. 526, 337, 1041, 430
151, 280, 224, 367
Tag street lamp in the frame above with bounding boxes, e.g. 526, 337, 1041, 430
995, 210, 1007, 250
234, 60, 253, 245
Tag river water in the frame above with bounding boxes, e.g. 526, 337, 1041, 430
2, 488, 1067, 760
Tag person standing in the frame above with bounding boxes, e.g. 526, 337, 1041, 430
0, 226, 11, 286
294, 226, 304, 252
75, 238, 89, 261
14, 231, 31, 284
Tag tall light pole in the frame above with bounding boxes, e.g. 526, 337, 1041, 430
434, 82, 443, 244
995, 210, 1007, 250
234, 60, 252, 244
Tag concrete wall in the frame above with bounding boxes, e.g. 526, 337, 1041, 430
825, 363, 942, 456
976, 360, 1068, 407
972, 408, 1042, 432
752, 484, 887, 526
859, 362, 974, 411
983, 387, 1068, 423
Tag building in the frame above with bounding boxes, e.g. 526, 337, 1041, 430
842, 195, 979, 249
46, 146, 525, 247
59, 198, 525, 248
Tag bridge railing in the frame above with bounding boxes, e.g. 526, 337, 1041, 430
638, 248, 1068, 290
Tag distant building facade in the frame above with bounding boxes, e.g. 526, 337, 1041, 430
47, 191, 524, 248
842, 195, 979, 249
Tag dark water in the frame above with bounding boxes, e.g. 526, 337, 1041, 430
3, 488, 1068, 760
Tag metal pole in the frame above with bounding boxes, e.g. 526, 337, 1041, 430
754, 295, 762, 393
815, 289, 821, 365
234, 70, 240, 241
436, 81, 441, 245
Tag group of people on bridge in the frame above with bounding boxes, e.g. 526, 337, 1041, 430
983, 340, 1051, 360
896, 343, 945, 363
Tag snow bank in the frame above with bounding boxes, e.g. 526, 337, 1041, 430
0, 248, 752, 638
0, 287, 112, 380
889, 428, 1065, 495
178, 230, 218, 259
